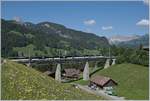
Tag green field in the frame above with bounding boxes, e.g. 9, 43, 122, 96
92, 63, 149, 100
1, 61, 103, 100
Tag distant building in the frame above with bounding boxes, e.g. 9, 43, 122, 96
142, 46, 149, 51
63, 68, 80, 78
89, 76, 117, 89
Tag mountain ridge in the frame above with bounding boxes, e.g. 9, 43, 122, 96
109, 34, 148, 47
109, 34, 140, 44
117, 34, 149, 47
2, 19, 109, 57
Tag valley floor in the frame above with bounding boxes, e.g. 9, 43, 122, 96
1, 60, 149, 100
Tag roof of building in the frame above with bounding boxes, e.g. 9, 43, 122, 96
90, 76, 117, 87
142, 46, 149, 51
64, 68, 80, 77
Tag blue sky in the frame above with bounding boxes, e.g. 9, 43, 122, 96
1, 1, 149, 38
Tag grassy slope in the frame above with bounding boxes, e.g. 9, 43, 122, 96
70, 66, 103, 84
92, 63, 149, 100
1, 61, 103, 100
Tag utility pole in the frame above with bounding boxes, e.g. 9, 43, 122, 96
64, 50, 67, 58
59, 50, 60, 58
28, 48, 31, 67
109, 47, 111, 58
58, 50, 60, 59
99, 48, 101, 56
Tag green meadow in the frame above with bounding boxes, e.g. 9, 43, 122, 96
92, 63, 149, 100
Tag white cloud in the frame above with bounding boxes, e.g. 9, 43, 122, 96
13, 16, 22, 22
102, 26, 113, 30
143, 0, 149, 5
136, 19, 149, 27
84, 19, 96, 26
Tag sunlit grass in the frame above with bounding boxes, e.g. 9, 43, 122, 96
93, 63, 149, 100
1, 61, 103, 100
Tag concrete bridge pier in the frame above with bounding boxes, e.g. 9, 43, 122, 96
55, 63, 61, 82
111, 59, 116, 65
83, 61, 90, 81
104, 59, 110, 69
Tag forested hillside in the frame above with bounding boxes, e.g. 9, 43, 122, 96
1, 19, 109, 57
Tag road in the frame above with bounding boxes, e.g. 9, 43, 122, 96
75, 84, 125, 100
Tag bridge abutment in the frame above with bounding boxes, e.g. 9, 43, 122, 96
55, 63, 61, 82
25, 62, 31, 67
112, 59, 116, 65
104, 59, 110, 69
83, 61, 90, 81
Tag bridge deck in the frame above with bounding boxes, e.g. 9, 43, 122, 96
10, 56, 115, 63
